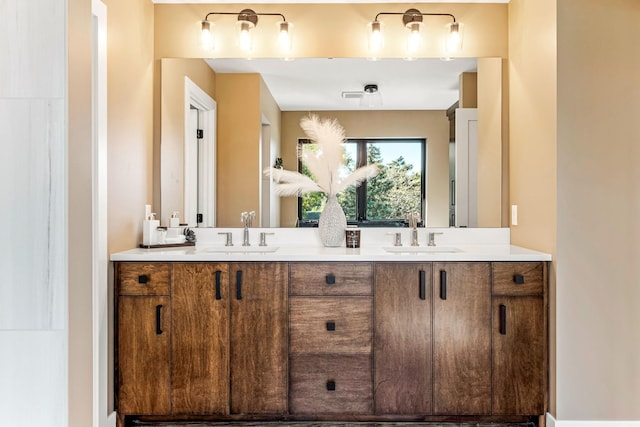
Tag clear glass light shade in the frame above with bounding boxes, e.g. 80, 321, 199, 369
445, 22, 464, 54
360, 86, 382, 108
201, 21, 214, 51
277, 21, 293, 53
236, 20, 254, 52
406, 22, 422, 55
368, 21, 384, 53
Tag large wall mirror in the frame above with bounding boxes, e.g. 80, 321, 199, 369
158, 56, 503, 228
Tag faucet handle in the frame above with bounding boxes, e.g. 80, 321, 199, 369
428, 232, 444, 247
386, 232, 403, 246
259, 232, 274, 246
218, 232, 233, 246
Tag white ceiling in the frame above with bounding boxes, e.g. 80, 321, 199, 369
154, 1, 508, 3
206, 57, 477, 111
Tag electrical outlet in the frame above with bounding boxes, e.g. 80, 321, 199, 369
511, 205, 518, 226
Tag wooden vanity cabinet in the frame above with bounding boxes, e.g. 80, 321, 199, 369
171, 262, 229, 415
432, 262, 492, 415
116, 259, 547, 425
116, 262, 171, 415
116, 261, 288, 424
289, 262, 374, 415
491, 262, 547, 415
229, 262, 288, 415
374, 262, 433, 414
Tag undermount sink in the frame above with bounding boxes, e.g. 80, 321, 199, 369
382, 246, 461, 254
200, 246, 280, 253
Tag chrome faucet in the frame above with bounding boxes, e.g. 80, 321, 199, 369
240, 211, 255, 246
407, 212, 421, 246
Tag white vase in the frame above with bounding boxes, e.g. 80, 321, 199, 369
318, 195, 347, 247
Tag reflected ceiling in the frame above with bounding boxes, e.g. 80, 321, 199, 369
205, 57, 477, 111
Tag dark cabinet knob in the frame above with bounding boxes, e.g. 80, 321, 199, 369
325, 274, 336, 285
138, 274, 149, 284
513, 274, 525, 284
326, 321, 336, 331
326, 380, 336, 391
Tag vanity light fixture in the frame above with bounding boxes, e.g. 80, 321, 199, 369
368, 8, 463, 56
201, 9, 293, 54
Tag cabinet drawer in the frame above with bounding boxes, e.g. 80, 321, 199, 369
492, 262, 544, 296
289, 262, 372, 296
118, 262, 170, 296
289, 354, 372, 414
290, 297, 372, 354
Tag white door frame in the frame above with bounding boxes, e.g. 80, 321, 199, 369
91, 1, 115, 426
184, 77, 216, 227
455, 108, 478, 228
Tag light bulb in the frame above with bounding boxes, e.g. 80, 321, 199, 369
446, 22, 464, 54
407, 22, 422, 54
368, 21, 384, 53
278, 21, 293, 53
238, 21, 253, 52
201, 21, 214, 51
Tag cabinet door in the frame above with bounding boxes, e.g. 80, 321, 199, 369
117, 296, 171, 415
374, 263, 432, 414
172, 263, 230, 415
230, 262, 288, 414
492, 296, 545, 415
433, 262, 491, 415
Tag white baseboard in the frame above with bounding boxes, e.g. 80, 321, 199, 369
105, 411, 117, 427
548, 413, 640, 427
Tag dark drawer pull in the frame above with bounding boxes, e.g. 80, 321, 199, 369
138, 274, 149, 284
419, 270, 426, 300
499, 304, 507, 335
440, 270, 447, 300
215, 270, 222, 300
326, 380, 336, 391
155, 304, 163, 335
236, 270, 243, 300
326, 321, 336, 331
513, 274, 525, 284
325, 274, 336, 285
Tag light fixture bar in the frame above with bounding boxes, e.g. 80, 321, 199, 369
201, 10, 292, 54
373, 10, 457, 24
367, 9, 462, 57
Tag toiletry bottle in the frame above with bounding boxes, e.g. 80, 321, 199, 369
170, 211, 180, 228
143, 212, 160, 246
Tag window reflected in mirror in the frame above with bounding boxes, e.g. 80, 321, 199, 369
298, 138, 425, 227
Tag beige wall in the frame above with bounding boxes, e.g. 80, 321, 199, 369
280, 110, 449, 228
477, 57, 502, 227
216, 73, 262, 226
159, 58, 216, 224
556, 0, 640, 420
508, 0, 557, 416
106, 0, 155, 252
154, 3, 508, 59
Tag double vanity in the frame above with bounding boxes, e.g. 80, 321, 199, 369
111, 228, 551, 427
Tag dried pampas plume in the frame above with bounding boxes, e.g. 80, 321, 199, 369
264, 115, 379, 197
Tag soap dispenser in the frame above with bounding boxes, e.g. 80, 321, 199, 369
143, 212, 160, 246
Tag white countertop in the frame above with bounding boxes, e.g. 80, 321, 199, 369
110, 227, 551, 262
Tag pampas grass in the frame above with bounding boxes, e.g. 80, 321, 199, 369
265, 115, 379, 197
